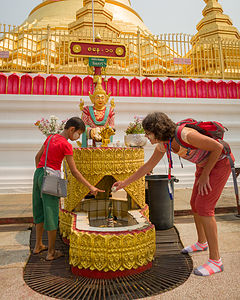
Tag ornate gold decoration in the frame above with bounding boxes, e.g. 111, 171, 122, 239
93, 108, 105, 120
115, 47, 124, 56
107, 59, 113, 66
93, 75, 101, 83
58, 146, 156, 274
141, 204, 149, 220
64, 147, 145, 211
110, 98, 115, 109
89, 77, 111, 104
72, 44, 82, 53
68, 217, 155, 272
99, 125, 115, 147
101, 67, 107, 76
87, 66, 95, 75
83, 58, 89, 65
59, 209, 74, 239
79, 98, 84, 111
95, 33, 102, 40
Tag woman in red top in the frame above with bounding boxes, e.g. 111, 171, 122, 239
33, 117, 104, 260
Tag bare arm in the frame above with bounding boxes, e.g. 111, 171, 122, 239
35, 145, 45, 168
65, 155, 104, 196
186, 131, 223, 195
113, 145, 165, 191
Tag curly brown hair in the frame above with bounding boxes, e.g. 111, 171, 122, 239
142, 112, 177, 141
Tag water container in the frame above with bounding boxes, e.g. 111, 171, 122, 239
145, 175, 178, 230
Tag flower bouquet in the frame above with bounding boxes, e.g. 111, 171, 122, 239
125, 116, 145, 135
34, 115, 67, 137
124, 116, 147, 147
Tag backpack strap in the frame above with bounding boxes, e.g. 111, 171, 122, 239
217, 139, 231, 155
227, 154, 239, 201
44, 135, 55, 175
44, 134, 68, 180
175, 125, 196, 151
224, 151, 240, 213
163, 141, 174, 200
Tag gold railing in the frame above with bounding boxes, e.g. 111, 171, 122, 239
0, 24, 240, 79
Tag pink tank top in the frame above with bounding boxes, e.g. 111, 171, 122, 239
159, 127, 225, 166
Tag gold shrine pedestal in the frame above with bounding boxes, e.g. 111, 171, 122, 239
59, 147, 156, 278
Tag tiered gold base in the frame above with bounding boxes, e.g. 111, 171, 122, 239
59, 205, 155, 276
59, 147, 156, 277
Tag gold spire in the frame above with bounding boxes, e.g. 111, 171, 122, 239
89, 77, 111, 103
192, 0, 240, 43
69, 0, 121, 36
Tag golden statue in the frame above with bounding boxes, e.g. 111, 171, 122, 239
99, 125, 115, 147
80, 76, 115, 147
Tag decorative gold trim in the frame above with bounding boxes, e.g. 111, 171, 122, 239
115, 47, 124, 56
59, 209, 74, 239
59, 207, 155, 272
69, 225, 156, 272
72, 45, 82, 54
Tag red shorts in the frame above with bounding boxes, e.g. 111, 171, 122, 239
190, 157, 232, 216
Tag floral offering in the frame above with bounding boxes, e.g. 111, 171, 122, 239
34, 115, 67, 136
125, 116, 145, 135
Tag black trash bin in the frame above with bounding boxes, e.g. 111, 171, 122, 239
145, 175, 178, 230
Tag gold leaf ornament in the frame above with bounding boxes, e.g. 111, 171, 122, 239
115, 47, 124, 56
110, 98, 115, 109
73, 44, 82, 54
79, 98, 84, 111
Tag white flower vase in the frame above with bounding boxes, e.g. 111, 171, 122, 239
124, 134, 147, 147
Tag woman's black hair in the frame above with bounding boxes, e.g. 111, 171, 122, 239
64, 117, 86, 132
142, 112, 177, 141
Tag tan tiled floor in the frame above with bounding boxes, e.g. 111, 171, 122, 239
0, 186, 237, 220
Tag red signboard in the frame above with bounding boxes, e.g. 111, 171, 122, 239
69, 41, 126, 59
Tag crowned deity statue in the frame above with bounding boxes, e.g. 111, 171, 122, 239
79, 76, 115, 147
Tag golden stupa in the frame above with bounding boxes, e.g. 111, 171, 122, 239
192, 0, 240, 43
186, 0, 240, 78
22, 0, 151, 34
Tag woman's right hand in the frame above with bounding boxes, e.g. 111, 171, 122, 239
89, 186, 105, 197
112, 181, 126, 192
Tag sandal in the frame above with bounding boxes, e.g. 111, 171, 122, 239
45, 250, 64, 261
33, 246, 48, 255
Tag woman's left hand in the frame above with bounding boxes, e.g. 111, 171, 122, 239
197, 174, 212, 196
